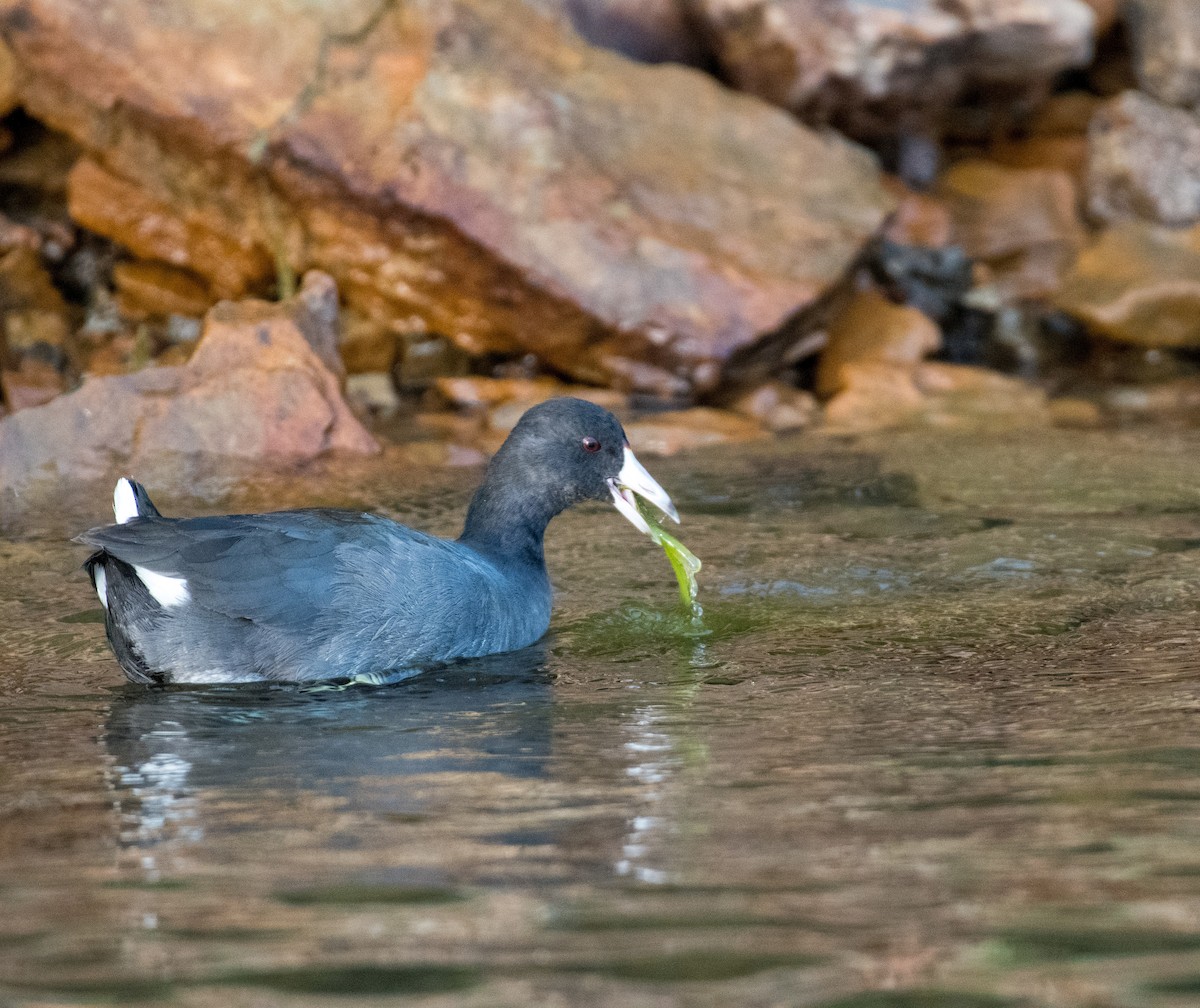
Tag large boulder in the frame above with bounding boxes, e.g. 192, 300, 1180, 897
1125, 0, 1200, 110
690, 0, 1096, 142
0, 273, 377, 487
0, 0, 892, 397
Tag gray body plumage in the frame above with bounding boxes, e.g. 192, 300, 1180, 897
76, 398, 676, 686
80, 510, 551, 684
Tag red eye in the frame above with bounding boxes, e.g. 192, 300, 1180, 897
582, 436, 601, 453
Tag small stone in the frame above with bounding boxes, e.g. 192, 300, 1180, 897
346, 372, 401, 418
624, 408, 767, 457
914, 362, 1050, 426
1086, 90, 1200, 226
693, 0, 1096, 140
816, 290, 942, 400
822, 364, 926, 433
0, 246, 71, 349
1103, 377, 1200, 424
729, 381, 818, 433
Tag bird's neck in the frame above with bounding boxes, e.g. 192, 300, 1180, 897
458, 480, 559, 566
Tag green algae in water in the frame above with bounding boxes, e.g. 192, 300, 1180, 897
636, 498, 702, 612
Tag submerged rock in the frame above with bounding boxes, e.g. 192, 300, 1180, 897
692, 0, 1096, 141
1054, 221, 1200, 349
3, 0, 892, 397
0, 277, 376, 486
1086, 90, 1200, 226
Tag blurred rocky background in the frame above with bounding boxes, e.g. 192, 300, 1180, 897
1, 0, 1199, 480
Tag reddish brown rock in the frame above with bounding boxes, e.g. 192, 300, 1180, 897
623, 407, 767, 456
67, 159, 273, 299
1125, 0, 1200, 109
692, 0, 1096, 141
1086, 90, 1200, 226
0, 279, 377, 486
1054, 221, 1200, 349
938, 160, 1085, 298
2, 0, 893, 397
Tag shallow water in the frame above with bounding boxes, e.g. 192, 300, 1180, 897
3, 424, 1200, 1006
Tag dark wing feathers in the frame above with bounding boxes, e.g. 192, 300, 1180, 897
76, 509, 398, 625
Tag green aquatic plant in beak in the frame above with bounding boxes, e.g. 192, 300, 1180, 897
636, 497, 702, 610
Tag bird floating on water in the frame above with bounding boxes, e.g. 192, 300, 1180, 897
78, 398, 679, 686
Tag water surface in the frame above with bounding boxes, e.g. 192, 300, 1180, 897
3, 424, 1200, 1006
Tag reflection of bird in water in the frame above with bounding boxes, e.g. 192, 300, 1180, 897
102, 650, 554, 872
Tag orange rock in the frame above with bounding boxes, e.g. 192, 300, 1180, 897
113, 260, 214, 320
939, 160, 1085, 299
623, 407, 767, 457
0, 277, 377, 487
1054, 221, 1200, 348
816, 289, 941, 400
988, 136, 1088, 178
822, 363, 925, 432
67, 159, 272, 299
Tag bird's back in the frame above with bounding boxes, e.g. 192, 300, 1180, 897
80, 509, 552, 684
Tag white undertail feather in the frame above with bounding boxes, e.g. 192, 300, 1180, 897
94, 566, 108, 610
134, 566, 191, 608
113, 478, 139, 524
111, 478, 191, 607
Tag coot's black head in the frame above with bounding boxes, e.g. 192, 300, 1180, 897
462, 397, 677, 551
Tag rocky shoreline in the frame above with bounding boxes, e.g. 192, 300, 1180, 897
2, 0, 1200, 485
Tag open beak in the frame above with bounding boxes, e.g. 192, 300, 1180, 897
607, 444, 679, 535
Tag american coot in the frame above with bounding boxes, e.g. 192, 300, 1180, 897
78, 398, 679, 685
